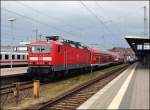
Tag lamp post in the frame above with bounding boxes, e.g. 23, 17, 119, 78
33, 28, 38, 41
8, 18, 16, 70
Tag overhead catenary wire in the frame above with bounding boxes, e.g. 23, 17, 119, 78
18, 1, 83, 31
1, 7, 78, 38
94, 2, 128, 46
80, 1, 119, 47
95, 2, 123, 35
18, 2, 93, 43
96, 2, 145, 36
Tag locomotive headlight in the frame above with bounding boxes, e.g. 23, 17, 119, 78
30, 57, 38, 60
43, 57, 52, 61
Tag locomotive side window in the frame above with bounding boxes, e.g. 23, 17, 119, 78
58, 46, 61, 53
17, 55, 20, 59
12, 55, 15, 59
5, 54, 9, 60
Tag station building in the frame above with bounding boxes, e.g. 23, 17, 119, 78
125, 36, 150, 66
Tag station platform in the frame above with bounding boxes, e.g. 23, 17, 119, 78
78, 62, 149, 109
0, 67, 28, 77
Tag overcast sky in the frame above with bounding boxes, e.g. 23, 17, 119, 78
1, 1, 149, 50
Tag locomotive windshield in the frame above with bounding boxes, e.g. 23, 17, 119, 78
31, 45, 51, 53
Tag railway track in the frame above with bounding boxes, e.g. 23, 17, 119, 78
1, 64, 128, 109
29, 64, 128, 110
0, 73, 32, 86
0, 81, 33, 95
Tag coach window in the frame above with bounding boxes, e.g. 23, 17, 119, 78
0, 54, 2, 60
17, 55, 20, 60
5, 54, 9, 60
58, 46, 61, 53
12, 55, 15, 59
22, 55, 25, 59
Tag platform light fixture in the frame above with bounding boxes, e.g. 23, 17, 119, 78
8, 18, 16, 70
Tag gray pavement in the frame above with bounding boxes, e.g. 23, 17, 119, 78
0, 67, 28, 76
119, 63, 149, 109
77, 63, 149, 109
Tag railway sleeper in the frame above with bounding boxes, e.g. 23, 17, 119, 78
54, 103, 79, 107
56, 99, 86, 105
49, 105, 78, 110
59, 101, 83, 105
72, 94, 90, 98
73, 91, 95, 96
63, 98, 86, 103
47, 107, 65, 110
55, 100, 83, 105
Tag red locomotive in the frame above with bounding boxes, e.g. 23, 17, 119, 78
27, 36, 122, 79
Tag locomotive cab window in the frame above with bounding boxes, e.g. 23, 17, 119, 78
5, 54, 9, 60
58, 46, 61, 53
31, 45, 51, 53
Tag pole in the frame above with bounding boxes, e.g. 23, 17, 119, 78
10, 21, 13, 69
90, 45, 93, 74
39, 34, 42, 41
13, 82, 20, 105
8, 18, 16, 70
144, 6, 147, 36
33, 80, 40, 98
35, 28, 38, 41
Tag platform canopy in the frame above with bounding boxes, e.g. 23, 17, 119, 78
125, 35, 150, 64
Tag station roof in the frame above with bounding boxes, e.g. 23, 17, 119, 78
125, 35, 150, 57
125, 36, 149, 43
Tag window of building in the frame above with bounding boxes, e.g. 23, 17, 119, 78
137, 44, 143, 50
5, 54, 9, 60
144, 43, 150, 50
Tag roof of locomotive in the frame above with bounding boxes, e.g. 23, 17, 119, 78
89, 48, 113, 56
30, 40, 63, 45
30, 40, 90, 50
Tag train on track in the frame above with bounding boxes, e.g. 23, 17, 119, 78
27, 36, 124, 79
0, 52, 28, 67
